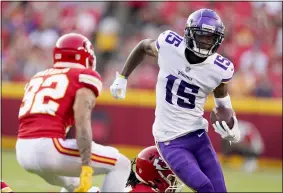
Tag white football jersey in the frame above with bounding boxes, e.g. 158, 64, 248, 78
152, 30, 234, 142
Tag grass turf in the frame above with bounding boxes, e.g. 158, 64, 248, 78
1, 150, 282, 192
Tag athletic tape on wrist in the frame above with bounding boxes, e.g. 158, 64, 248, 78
214, 95, 233, 109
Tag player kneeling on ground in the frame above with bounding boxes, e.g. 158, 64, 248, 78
125, 146, 183, 192
16, 33, 131, 192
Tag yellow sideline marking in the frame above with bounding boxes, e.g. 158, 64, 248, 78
3, 136, 282, 169
2, 82, 282, 115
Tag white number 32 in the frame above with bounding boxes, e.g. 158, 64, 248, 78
19, 74, 69, 117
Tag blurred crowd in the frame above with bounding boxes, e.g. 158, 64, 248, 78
2, 1, 282, 98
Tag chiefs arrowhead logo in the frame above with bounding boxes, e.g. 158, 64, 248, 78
84, 40, 95, 56
153, 157, 169, 171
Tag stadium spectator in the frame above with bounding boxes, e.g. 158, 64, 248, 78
2, 2, 281, 98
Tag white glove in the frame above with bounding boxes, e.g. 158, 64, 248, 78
110, 72, 128, 99
213, 116, 240, 143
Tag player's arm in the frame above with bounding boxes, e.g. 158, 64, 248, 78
120, 39, 157, 78
213, 83, 230, 104
213, 83, 240, 143
110, 39, 157, 99
74, 70, 102, 192
110, 30, 171, 99
73, 87, 96, 166
73, 87, 95, 192
119, 30, 173, 78
213, 57, 235, 106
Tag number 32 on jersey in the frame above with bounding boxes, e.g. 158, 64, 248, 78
19, 74, 69, 117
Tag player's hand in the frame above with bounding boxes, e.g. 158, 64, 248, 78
75, 166, 94, 192
110, 72, 127, 99
213, 116, 240, 143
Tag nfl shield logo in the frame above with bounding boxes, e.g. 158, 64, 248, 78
185, 67, 191, 72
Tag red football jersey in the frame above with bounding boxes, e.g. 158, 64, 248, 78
129, 184, 156, 192
18, 67, 102, 139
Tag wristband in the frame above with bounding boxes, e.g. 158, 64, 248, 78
116, 72, 127, 79
214, 95, 233, 109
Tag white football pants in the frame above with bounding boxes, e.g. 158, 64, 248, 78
16, 138, 131, 192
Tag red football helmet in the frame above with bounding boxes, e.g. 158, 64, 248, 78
135, 146, 183, 193
53, 33, 96, 70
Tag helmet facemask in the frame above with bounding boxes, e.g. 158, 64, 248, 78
157, 171, 183, 193
184, 9, 225, 58
185, 27, 224, 58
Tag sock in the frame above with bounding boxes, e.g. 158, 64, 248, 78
101, 154, 131, 192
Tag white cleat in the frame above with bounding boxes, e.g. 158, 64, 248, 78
88, 186, 100, 192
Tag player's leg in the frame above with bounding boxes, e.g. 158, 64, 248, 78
156, 132, 215, 192
51, 138, 131, 192
37, 172, 80, 192
16, 138, 130, 192
194, 131, 227, 192
100, 152, 131, 192
16, 138, 81, 191
37, 173, 99, 192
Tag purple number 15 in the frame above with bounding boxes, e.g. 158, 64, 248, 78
165, 32, 183, 47
214, 55, 231, 70
165, 75, 200, 109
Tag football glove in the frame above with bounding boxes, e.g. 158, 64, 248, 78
110, 72, 128, 99
74, 166, 94, 192
213, 116, 240, 143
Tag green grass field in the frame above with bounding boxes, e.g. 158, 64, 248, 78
1, 150, 282, 192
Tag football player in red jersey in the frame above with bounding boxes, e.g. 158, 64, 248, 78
16, 33, 131, 192
1, 181, 13, 193
125, 146, 183, 192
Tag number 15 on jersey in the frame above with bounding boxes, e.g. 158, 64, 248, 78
165, 74, 200, 109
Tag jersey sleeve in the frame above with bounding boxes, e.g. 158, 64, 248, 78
78, 69, 102, 97
155, 30, 172, 53
221, 62, 234, 84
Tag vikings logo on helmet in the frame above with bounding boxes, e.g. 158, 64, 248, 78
153, 157, 170, 171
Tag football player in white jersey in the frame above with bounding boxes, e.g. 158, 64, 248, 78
110, 8, 240, 192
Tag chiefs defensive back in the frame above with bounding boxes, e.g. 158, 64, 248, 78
16, 33, 131, 192
125, 146, 183, 192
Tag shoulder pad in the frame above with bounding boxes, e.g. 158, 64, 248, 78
212, 54, 234, 83
78, 69, 102, 96
156, 30, 183, 52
